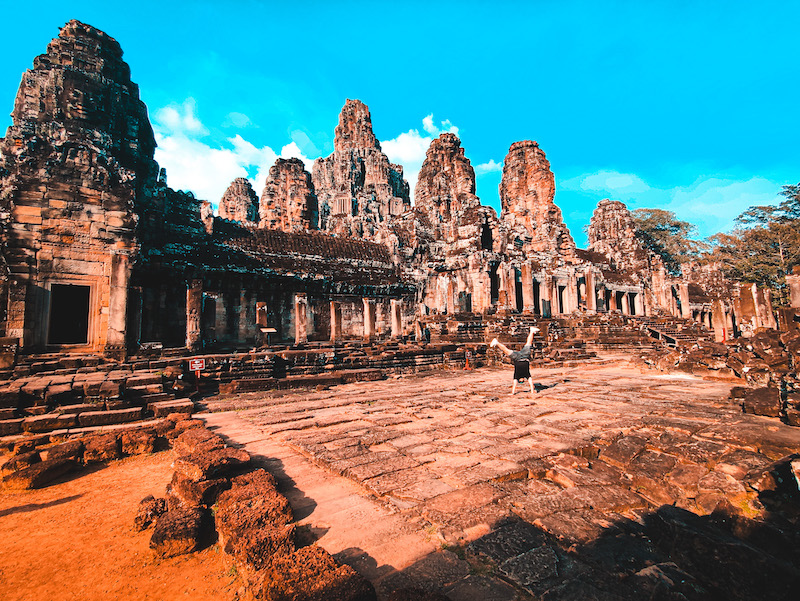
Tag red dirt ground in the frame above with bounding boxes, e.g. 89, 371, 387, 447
0, 451, 240, 601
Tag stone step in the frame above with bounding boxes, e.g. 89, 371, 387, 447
77, 407, 143, 428
147, 398, 194, 417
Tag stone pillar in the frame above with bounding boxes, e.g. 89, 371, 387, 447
238, 287, 250, 343
186, 279, 203, 352
621, 292, 630, 315
540, 276, 552, 318
679, 283, 691, 319
634, 290, 645, 316
6, 278, 27, 345
363, 298, 376, 340
105, 253, 130, 357
712, 299, 727, 342
521, 263, 534, 313
585, 270, 596, 313
786, 273, 800, 309
497, 265, 510, 312
567, 273, 579, 314
390, 299, 402, 338
294, 293, 308, 344
757, 286, 778, 329
330, 301, 342, 342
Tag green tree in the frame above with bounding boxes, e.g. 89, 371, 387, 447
707, 183, 800, 306
631, 208, 708, 274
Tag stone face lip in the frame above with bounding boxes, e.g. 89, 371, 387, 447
219, 177, 259, 224
260, 158, 319, 232
312, 99, 410, 239
499, 140, 575, 256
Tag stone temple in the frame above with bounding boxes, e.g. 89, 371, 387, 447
2, 20, 800, 601
0, 22, 783, 359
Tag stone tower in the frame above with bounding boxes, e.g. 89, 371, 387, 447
499, 141, 575, 258
312, 99, 410, 241
0, 20, 159, 354
260, 158, 318, 232
219, 177, 259, 224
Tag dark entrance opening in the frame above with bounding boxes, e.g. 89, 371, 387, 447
48, 284, 90, 345
557, 285, 566, 314
615, 291, 626, 312
532, 280, 541, 315
489, 262, 500, 305
480, 219, 493, 250
514, 268, 524, 312
628, 292, 637, 315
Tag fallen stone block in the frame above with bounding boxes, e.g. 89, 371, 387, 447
248, 544, 377, 601
225, 522, 296, 570
56, 403, 97, 414
121, 429, 156, 455
216, 469, 293, 545
134, 495, 167, 531
83, 433, 121, 463
785, 408, 800, 427
166, 471, 229, 508
172, 428, 224, 457
40, 439, 84, 462
0, 450, 40, 476
150, 507, 211, 558
742, 387, 782, 417
174, 447, 250, 481
77, 407, 143, 427
2, 458, 76, 490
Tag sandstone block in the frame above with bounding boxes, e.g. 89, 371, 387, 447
172, 428, 224, 457
121, 429, 156, 455
22, 413, 77, 433
149, 507, 211, 558
174, 447, 250, 481
149, 399, 194, 417
216, 469, 293, 545
2, 458, 75, 490
249, 544, 377, 601
0, 418, 23, 436
83, 433, 121, 463
166, 471, 229, 508
77, 407, 142, 427
0, 450, 40, 476
40, 439, 84, 462
742, 387, 782, 417
134, 495, 167, 531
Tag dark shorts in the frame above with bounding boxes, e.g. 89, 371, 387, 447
513, 359, 531, 381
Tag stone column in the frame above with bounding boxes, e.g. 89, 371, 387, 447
712, 299, 727, 342
679, 283, 691, 319
786, 273, 800, 309
363, 298, 376, 340
6, 278, 27, 345
521, 263, 534, 313
567, 273, 579, 314
585, 270, 596, 313
238, 287, 250, 344
634, 290, 645, 316
621, 292, 631, 315
186, 279, 203, 352
330, 301, 342, 342
390, 299, 403, 338
294, 293, 308, 344
539, 276, 552, 318
105, 252, 130, 357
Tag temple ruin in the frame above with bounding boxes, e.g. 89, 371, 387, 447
0, 21, 780, 360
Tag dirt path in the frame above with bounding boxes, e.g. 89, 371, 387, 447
0, 452, 239, 601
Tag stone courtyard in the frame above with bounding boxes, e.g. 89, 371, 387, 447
198, 357, 800, 600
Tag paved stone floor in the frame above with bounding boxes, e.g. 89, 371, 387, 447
201, 357, 800, 600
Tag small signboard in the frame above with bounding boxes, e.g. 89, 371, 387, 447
188, 358, 206, 372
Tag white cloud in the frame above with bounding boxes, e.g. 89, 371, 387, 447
558, 168, 785, 239
152, 99, 315, 207
223, 111, 253, 128
475, 159, 503, 175
382, 115, 460, 202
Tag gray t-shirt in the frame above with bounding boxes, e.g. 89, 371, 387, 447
509, 345, 532, 362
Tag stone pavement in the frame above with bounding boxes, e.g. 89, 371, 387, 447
201, 358, 800, 600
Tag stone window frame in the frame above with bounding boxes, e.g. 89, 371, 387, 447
43, 276, 98, 350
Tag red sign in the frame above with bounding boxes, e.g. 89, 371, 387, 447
188, 358, 206, 371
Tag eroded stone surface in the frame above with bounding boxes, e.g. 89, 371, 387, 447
219, 177, 259, 224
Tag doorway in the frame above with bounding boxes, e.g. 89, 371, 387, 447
48, 284, 90, 345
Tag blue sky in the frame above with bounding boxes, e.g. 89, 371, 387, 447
1, 0, 798, 246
